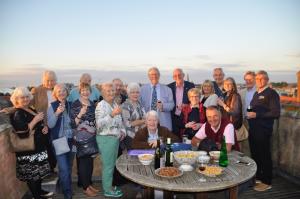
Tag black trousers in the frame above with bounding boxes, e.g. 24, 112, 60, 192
248, 126, 273, 185
171, 114, 182, 137
27, 179, 42, 199
78, 156, 93, 190
113, 146, 128, 186
45, 133, 57, 172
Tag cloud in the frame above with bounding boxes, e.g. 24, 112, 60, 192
286, 53, 300, 58
194, 55, 211, 60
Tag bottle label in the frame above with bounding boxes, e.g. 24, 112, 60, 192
170, 152, 173, 163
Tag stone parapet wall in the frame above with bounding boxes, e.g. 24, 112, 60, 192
0, 121, 27, 199
272, 103, 300, 180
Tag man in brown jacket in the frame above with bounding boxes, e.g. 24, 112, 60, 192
31, 70, 57, 175
132, 110, 180, 149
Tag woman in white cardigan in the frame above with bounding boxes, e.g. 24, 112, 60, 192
95, 82, 126, 198
200, 80, 218, 108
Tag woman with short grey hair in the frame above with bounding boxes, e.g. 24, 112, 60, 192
121, 82, 145, 150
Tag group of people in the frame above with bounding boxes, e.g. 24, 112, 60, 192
7, 66, 280, 198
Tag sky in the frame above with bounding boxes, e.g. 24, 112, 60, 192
0, 0, 299, 87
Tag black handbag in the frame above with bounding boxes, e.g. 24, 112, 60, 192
76, 135, 99, 158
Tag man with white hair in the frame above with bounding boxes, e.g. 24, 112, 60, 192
247, 70, 280, 192
168, 68, 195, 136
140, 67, 174, 131
132, 111, 179, 149
212, 68, 226, 98
68, 73, 101, 103
31, 70, 57, 179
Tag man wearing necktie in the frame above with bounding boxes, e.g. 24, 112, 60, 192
140, 67, 174, 131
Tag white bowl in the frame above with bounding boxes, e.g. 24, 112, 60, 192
196, 151, 207, 156
198, 155, 210, 164
209, 151, 220, 162
173, 150, 199, 165
138, 154, 154, 165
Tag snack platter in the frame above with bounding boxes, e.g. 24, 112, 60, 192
155, 167, 183, 178
196, 165, 223, 177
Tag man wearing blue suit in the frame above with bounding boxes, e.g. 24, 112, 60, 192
168, 68, 195, 136
140, 67, 174, 131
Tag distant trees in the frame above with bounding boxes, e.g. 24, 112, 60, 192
271, 82, 288, 88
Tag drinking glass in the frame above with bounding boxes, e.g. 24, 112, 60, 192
198, 158, 207, 182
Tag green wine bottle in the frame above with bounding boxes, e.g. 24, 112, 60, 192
219, 136, 228, 167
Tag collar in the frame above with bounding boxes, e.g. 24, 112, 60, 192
247, 85, 256, 92
257, 85, 268, 94
211, 122, 221, 133
176, 81, 184, 88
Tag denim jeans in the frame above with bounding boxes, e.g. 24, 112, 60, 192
56, 139, 73, 199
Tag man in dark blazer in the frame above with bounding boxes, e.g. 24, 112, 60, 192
168, 68, 195, 137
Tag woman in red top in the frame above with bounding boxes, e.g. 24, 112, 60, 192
180, 88, 206, 140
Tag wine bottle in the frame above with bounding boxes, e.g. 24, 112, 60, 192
219, 136, 228, 167
165, 138, 173, 167
154, 138, 161, 169
247, 105, 252, 112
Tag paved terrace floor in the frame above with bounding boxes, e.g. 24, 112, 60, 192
23, 175, 300, 199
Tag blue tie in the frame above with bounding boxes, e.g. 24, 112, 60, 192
151, 85, 157, 110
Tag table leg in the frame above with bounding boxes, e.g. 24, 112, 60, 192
143, 187, 154, 199
194, 192, 208, 199
163, 190, 174, 199
229, 186, 238, 199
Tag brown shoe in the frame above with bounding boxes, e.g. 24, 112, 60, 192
254, 183, 272, 192
84, 187, 97, 197
89, 185, 100, 193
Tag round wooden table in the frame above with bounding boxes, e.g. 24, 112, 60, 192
116, 151, 257, 199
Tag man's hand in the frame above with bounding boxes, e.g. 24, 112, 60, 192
247, 112, 256, 119
148, 140, 157, 148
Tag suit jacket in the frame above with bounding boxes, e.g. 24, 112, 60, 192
167, 81, 195, 112
132, 126, 180, 149
140, 83, 174, 130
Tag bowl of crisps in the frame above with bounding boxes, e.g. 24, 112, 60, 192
197, 165, 223, 177
138, 154, 154, 165
173, 150, 199, 171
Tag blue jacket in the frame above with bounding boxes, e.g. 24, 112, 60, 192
48, 100, 72, 140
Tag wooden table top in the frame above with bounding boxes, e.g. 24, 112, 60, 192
116, 151, 257, 192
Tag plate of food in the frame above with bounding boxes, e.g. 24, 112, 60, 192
197, 165, 223, 177
155, 167, 183, 178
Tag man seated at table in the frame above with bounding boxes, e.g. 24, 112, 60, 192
132, 110, 180, 149
191, 106, 238, 152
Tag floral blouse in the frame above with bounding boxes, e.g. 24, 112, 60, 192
95, 100, 126, 136
121, 99, 145, 138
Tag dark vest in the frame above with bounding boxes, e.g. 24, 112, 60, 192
205, 118, 239, 151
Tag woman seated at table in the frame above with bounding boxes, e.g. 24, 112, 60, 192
132, 110, 180, 149
180, 88, 206, 140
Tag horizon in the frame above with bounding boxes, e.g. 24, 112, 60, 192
0, 0, 299, 87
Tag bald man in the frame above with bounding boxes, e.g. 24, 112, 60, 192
68, 73, 101, 103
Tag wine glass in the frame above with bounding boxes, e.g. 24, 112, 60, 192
198, 156, 208, 182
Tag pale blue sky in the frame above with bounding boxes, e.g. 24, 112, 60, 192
0, 0, 299, 87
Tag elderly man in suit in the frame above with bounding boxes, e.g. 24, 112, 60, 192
212, 67, 226, 98
168, 68, 195, 137
140, 67, 174, 131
